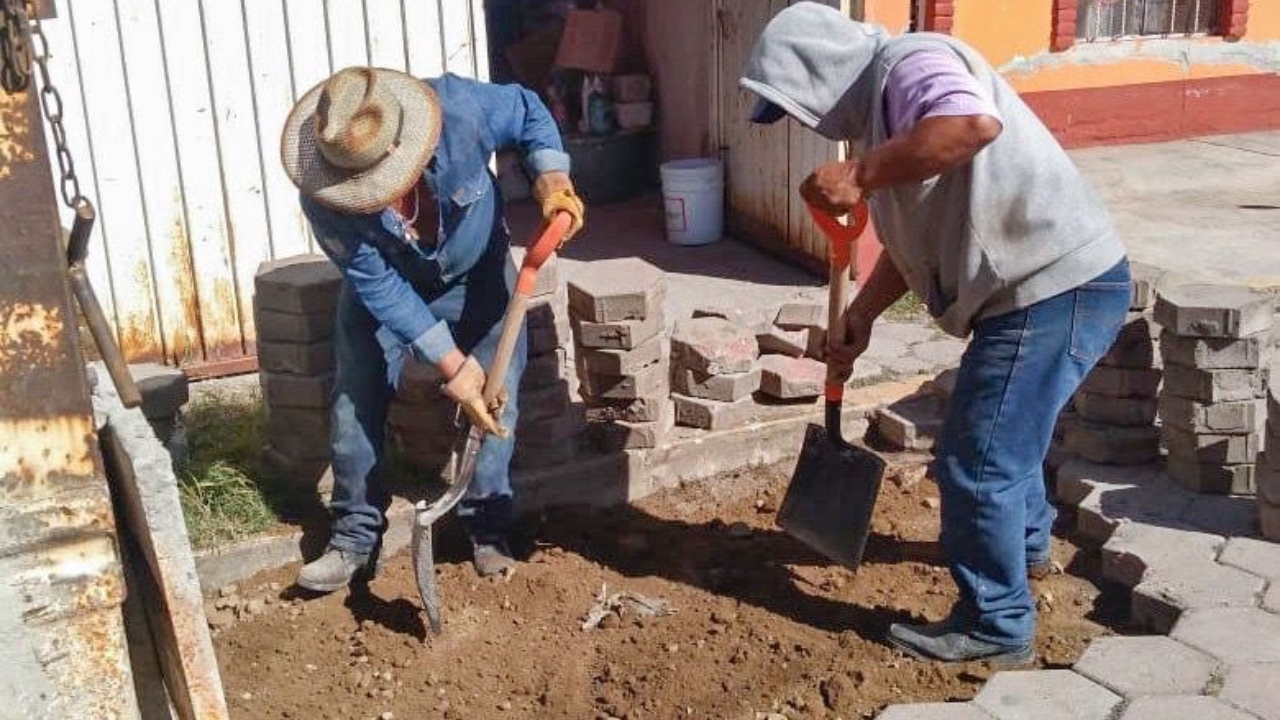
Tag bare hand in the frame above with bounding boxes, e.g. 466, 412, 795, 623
800, 161, 864, 217
826, 309, 873, 380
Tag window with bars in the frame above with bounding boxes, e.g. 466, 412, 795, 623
1076, 0, 1222, 41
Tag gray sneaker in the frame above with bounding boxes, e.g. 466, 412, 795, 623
296, 546, 375, 593
887, 621, 1034, 667
472, 539, 516, 578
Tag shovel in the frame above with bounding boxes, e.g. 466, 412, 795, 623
412, 211, 572, 633
776, 202, 886, 570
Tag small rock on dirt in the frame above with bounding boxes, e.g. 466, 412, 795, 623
820, 674, 855, 711
922, 497, 940, 509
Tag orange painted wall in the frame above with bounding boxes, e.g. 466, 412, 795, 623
864, 0, 912, 34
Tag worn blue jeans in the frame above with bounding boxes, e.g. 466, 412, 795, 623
327, 241, 527, 554
936, 260, 1130, 647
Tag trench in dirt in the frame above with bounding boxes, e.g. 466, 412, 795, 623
211, 455, 1130, 720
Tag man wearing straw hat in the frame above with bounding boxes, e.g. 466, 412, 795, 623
281, 67, 584, 590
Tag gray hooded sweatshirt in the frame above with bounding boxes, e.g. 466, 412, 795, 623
741, 3, 1126, 338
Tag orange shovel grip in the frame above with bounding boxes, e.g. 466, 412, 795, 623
515, 212, 573, 296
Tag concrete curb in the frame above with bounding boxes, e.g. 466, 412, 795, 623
194, 375, 934, 594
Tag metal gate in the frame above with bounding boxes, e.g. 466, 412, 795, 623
40, 0, 488, 376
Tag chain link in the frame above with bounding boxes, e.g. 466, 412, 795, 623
0, 0, 30, 92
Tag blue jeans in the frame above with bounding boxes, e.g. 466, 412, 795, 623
327, 240, 527, 554
936, 260, 1129, 646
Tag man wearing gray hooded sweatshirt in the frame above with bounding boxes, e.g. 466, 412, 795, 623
742, 3, 1130, 665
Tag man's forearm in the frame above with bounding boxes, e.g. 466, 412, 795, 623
857, 115, 1001, 191
848, 254, 909, 323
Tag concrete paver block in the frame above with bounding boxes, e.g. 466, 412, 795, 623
877, 703, 994, 720
1074, 392, 1158, 427
672, 393, 757, 431
518, 404, 586, 445
1080, 366, 1163, 399
1218, 537, 1280, 581
509, 248, 560, 298
1128, 261, 1163, 310
671, 365, 761, 402
1131, 557, 1266, 633
1119, 696, 1256, 720
577, 335, 664, 376
1164, 425, 1260, 465
1065, 421, 1161, 465
1219, 663, 1280, 720
1101, 521, 1223, 588
130, 362, 190, 419
267, 406, 330, 441
692, 305, 768, 328
1155, 284, 1273, 339
1099, 324, 1159, 369
671, 317, 759, 376
254, 254, 342, 314
1073, 635, 1217, 698
1179, 494, 1262, 537
758, 355, 824, 400
574, 309, 664, 350
756, 324, 809, 357
255, 307, 335, 343
775, 301, 826, 330
580, 356, 670, 400
873, 321, 939, 346
593, 401, 674, 451
513, 438, 577, 470
584, 394, 668, 424
806, 326, 828, 360
1056, 459, 1193, 544
879, 354, 937, 377
522, 347, 569, 389
518, 379, 574, 424
261, 371, 334, 410
912, 339, 967, 368
1163, 364, 1268, 403
527, 312, 572, 357
257, 339, 335, 376
526, 288, 568, 330
262, 446, 334, 492
567, 257, 665, 322
862, 337, 911, 363
1161, 331, 1265, 370
1262, 498, 1280, 541
1260, 454, 1280, 505
973, 669, 1122, 720
1166, 455, 1255, 495
875, 394, 946, 451
1159, 395, 1266, 434
1172, 607, 1280, 663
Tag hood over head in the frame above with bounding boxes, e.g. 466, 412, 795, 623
740, 2, 888, 142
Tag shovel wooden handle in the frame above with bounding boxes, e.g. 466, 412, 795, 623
482, 212, 573, 405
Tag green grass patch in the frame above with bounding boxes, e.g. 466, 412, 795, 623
177, 387, 277, 549
884, 292, 927, 321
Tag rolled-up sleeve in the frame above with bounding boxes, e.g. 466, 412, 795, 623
302, 197, 459, 365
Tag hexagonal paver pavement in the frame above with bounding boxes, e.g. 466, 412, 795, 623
1102, 522, 1223, 588
1219, 663, 1280, 720
1218, 537, 1280, 581
1264, 584, 1280, 614
877, 703, 994, 720
1073, 636, 1217, 698
1130, 560, 1266, 634
1171, 608, 1280, 663
1119, 695, 1258, 720
973, 670, 1122, 720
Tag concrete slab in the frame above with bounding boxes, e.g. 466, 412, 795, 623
670, 317, 759, 375
567, 257, 665, 322
1119, 696, 1256, 720
1131, 557, 1265, 634
875, 393, 946, 451
1219, 663, 1280, 720
671, 365, 761, 402
1172, 607, 1280, 663
758, 355, 825, 399
1218, 537, 1280, 580
877, 704, 994, 720
1159, 395, 1267, 435
1155, 284, 1274, 340
1073, 635, 1216, 698
973, 670, 1122, 720
672, 393, 757, 431
1101, 522, 1223, 588
1163, 364, 1269, 404
577, 335, 665, 376
1161, 331, 1266, 370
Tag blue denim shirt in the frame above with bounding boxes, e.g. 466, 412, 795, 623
302, 74, 570, 365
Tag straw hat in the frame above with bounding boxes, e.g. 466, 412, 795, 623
281, 67, 442, 214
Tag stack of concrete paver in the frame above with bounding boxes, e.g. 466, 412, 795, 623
387, 359, 455, 472
129, 362, 190, 463
512, 253, 583, 469
669, 316, 761, 431
254, 255, 341, 490
1065, 264, 1165, 466
1261, 368, 1280, 539
569, 258, 672, 451
1155, 283, 1273, 495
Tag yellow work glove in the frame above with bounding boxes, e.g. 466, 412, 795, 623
534, 171, 585, 245
442, 356, 507, 437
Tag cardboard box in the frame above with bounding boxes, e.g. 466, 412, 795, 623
555, 8, 624, 73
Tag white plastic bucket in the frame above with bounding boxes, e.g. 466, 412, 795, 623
660, 158, 724, 246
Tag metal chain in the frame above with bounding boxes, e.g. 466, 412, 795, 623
25, 0, 84, 208
0, 0, 31, 92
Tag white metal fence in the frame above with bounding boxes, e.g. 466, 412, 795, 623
40, 0, 488, 373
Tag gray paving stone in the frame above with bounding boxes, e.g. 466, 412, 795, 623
1066, 422, 1161, 465
806, 326, 828, 360
877, 703, 993, 720
518, 379, 574, 424
1165, 425, 1261, 466
580, 356, 670, 400
1155, 284, 1273, 339
517, 404, 586, 445
1128, 262, 1163, 310
1080, 366, 1163, 399
577, 335, 664, 376
573, 309, 664, 350
850, 359, 886, 385
1073, 635, 1216, 698
1161, 331, 1266, 370
583, 395, 667, 424
758, 355, 824, 400
1167, 456, 1256, 496
862, 337, 911, 362
692, 305, 768, 328
1159, 395, 1267, 435
670, 317, 759, 376
1218, 537, 1280, 580
912, 339, 967, 368
1119, 696, 1256, 720
261, 371, 333, 410
1263, 498, 1280, 542
876, 393, 946, 451
1099, 324, 1159, 370
528, 308, 572, 356
526, 288, 568, 330
1163, 364, 1269, 403
255, 306, 334, 343
254, 254, 341, 314
1074, 392, 1158, 427
513, 438, 577, 470
258, 339, 335, 376
567, 257, 665, 322
873, 321, 938, 346
1265, 583, 1280, 613
1220, 663, 1280, 720
1172, 607, 1280, 663
592, 401, 675, 451
1102, 522, 1223, 588
508, 248, 560, 298
672, 393, 757, 431
1131, 557, 1265, 633
879, 354, 938, 377
756, 325, 809, 357
1261, 455, 1280, 505
1180, 495, 1263, 537
774, 301, 826, 330
522, 347, 569, 389
129, 362, 189, 419
973, 670, 1122, 720
671, 365, 761, 402
1057, 460, 1193, 545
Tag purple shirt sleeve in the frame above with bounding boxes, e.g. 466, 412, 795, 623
883, 50, 1001, 138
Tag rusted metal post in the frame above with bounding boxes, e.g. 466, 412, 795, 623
0, 64, 140, 718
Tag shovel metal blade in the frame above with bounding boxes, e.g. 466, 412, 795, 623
411, 506, 443, 634
777, 423, 886, 571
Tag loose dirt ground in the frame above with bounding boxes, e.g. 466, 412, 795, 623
212, 456, 1126, 720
